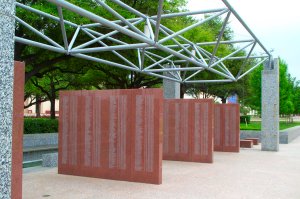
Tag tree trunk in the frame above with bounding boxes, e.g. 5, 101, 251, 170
180, 84, 186, 99
35, 95, 41, 118
221, 97, 226, 104
50, 76, 56, 119
50, 98, 56, 119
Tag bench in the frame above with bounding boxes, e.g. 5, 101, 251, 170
245, 138, 259, 145
240, 140, 253, 148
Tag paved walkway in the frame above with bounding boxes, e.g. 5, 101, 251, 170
23, 136, 300, 199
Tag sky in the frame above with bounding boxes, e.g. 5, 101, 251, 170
187, 0, 300, 80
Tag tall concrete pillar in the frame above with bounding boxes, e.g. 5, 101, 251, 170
261, 58, 279, 151
163, 78, 180, 99
163, 65, 180, 99
0, 0, 16, 198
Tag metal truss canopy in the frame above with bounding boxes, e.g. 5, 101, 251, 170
15, 0, 271, 84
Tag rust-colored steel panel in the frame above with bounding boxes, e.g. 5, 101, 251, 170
59, 89, 163, 184
214, 104, 240, 152
12, 61, 25, 199
163, 99, 214, 163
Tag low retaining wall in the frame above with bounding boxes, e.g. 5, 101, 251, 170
23, 133, 58, 148
23, 133, 58, 162
241, 126, 300, 144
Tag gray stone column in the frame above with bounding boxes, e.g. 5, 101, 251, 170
163, 65, 180, 99
261, 58, 279, 151
0, 0, 16, 198
163, 78, 180, 99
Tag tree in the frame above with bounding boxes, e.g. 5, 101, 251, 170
248, 59, 295, 120
30, 70, 77, 119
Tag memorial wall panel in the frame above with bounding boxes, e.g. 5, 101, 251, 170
59, 89, 163, 184
214, 104, 240, 152
12, 61, 25, 199
163, 99, 214, 163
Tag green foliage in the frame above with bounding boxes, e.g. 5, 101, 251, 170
240, 115, 251, 124
240, 121, 300, 131
248, 58, 300, 116
24, 118, 58, 134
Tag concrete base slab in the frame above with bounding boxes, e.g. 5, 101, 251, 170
23, 137, 300, 199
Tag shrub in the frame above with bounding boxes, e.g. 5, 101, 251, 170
24, 118, 58, 134
240, 115, 251, 124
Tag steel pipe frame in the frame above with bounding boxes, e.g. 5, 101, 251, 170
208, 11, 231, 65
47, 0, 227, 76
145, 39, 255, 50
143, 53, 180, 80
15, 16, 63, 49
143, 49, 186, 71
150, 20, 200, 62
237, 58, 268, 80
47, 0, 208, 71
15, 2, 128, 46
16, 2, 183, 81
14, 0, 270, 84
186, 79, 234, 84
108, 0, 237, 80
81, 29, 138, 69
158, 9, 229, 44
236, 42, 257, 78
81, 8, 228, 29
71, 43, 150, 54
221, 0, 270, 58
154, 0, 164, 42
57, 6, 69, 50
173, 55, 269, 63
95, 0, 146, 36
195, 46, 234, 77
73, 19, 145, 50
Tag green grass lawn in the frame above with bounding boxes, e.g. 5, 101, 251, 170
240, 121, 300, 131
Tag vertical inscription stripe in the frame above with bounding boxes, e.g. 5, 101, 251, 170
109, 96, 117, 169
135, 95, 143, 171
84, 95, 92, 167
61, 95, 69, 165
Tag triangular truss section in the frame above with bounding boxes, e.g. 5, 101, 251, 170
15, 0, 271, 84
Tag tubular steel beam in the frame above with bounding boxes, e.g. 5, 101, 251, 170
82, 29, 139, 69
150, 8, 228, 19
209, 11, 231, 65
74, 19, 144, 50
15, 36, 67, 54
237, 58, 268, 80
71, 43, 150, 54
15, 16, 63, 49
14, 0, 270, 84
57, 6, 69, 50
158, 9, 229, 44
186, 79, 234, 84
68, 26, 81, 51
221, 0, 271, 57
95, 0, 145, 36
154, 0, 164, 42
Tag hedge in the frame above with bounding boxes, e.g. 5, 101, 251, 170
240, 115, 251, 124
24, 118, 58, 134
